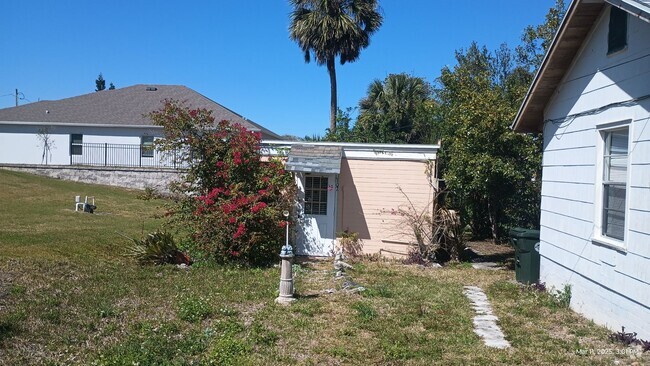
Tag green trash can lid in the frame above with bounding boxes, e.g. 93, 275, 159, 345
509, 227, 540, 239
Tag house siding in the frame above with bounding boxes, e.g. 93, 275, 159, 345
541, 7, 650, 338
0, 124, 162, 166
335, 158, 434, 256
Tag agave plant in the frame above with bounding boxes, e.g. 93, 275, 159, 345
126, 231, 189, 265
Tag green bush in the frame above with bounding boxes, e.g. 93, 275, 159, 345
150, 101, 297, 266
125, 231, 190, 266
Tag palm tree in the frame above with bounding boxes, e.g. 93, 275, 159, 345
357, 73, 434, 143
289, 0, 383, 133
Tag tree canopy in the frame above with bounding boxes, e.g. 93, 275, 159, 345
289, 0, 383, 133
95, 73, 106, 92
355, 73, 436, 144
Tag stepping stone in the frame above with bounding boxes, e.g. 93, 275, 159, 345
463, 286, 511, 349
471, 262, 502, 270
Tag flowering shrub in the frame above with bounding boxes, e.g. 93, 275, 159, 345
150, 100, 296, 265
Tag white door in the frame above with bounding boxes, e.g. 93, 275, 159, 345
296, 173, 337, 256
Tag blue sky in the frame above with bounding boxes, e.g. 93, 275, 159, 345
0, 0, 556, 137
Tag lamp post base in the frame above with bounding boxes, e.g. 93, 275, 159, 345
276, 253, 295, 305
274, 296, 297, 305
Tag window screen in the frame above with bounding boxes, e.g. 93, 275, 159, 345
608, 7, 628, 54
70, 134, 83, 155
141, 136, 154, 158
602, 129, 628, 240
304, 176, 328, 215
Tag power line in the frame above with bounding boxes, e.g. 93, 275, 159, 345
546, 94, 650, 126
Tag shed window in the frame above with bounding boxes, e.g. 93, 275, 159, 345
608, 7, 628, 54
304, 175, 328, 215
141, 136, 154, 158
70, 134, 83, 155
601, 128, 628, 241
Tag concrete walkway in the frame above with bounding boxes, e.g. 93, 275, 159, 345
463, 286, 511, 349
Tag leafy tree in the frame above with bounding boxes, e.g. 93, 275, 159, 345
516, 0, 567, 72
436, 43, 541, 241
435, 1, 565, 241
150, 100, 297, 265
324, 107, 357, 142
108, 82, 116, 90
289, 0, 383, 134
95, 73, 106, 91
354, 73, 437, 144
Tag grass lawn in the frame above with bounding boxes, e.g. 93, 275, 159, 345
0, 169, 646, 365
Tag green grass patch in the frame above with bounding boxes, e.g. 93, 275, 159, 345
0, 170, 641, 365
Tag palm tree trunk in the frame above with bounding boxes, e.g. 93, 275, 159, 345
327, 57, 337, 133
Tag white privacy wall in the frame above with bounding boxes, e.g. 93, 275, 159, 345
540, 8, 650, 338
0, 124, 162, 165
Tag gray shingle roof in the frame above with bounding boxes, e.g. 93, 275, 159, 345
285, 144, 343, 174
0, 84, 279, 139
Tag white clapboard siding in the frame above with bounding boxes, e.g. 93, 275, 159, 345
541, 181, 595, 203
538, 7, 650, 339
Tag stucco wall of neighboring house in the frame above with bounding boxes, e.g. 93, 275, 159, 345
540, 7, 650, 338
0, 123, 162, 165
0, 165, 181, 193
336, 158, 434, 256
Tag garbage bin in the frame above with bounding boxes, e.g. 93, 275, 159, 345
509, 228, 540, 284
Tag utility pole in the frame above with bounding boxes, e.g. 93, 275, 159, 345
15, 89, 18, 107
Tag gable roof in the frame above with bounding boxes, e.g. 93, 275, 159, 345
512, 0, 650, 133
0, 84, 280, 139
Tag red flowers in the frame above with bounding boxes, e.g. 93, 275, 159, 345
251, 202, 267, 213
233, 223, 246, 239
233, 151, 243, 165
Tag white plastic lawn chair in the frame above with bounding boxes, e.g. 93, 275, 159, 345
75, 196, 95, 212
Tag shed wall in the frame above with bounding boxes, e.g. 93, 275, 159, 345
336, 158, 434, 256
541, 7, 650, 338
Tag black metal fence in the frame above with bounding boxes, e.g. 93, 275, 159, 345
70, 143, 185, 169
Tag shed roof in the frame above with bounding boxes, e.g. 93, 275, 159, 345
512, 0, 650, 133
285, 144, 343, 174
0, 84, 280, 139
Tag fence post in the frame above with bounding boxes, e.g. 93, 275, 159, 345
173, 149, 177, 169
104, 143, 108, 166
139, 144, 142, 167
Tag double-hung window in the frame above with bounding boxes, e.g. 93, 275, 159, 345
70, 134, 83, 155
601, 128, 629, 241
141, 136, 154, 158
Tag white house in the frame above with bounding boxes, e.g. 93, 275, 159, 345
0, 85, 279, 168
513, 0, 650, 338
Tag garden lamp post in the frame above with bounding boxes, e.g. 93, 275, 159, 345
276, 210, 296, 305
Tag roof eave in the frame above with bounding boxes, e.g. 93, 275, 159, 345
512, 0, 605, 133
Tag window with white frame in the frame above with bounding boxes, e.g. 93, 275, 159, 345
304, 175, 328, 215
601, 128, 629, 241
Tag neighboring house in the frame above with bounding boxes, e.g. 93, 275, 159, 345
513, 0, 650, 338
0, 84, 279, 167
263, 141, 439, 257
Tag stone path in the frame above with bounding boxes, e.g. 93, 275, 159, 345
463, 286, 511, 349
